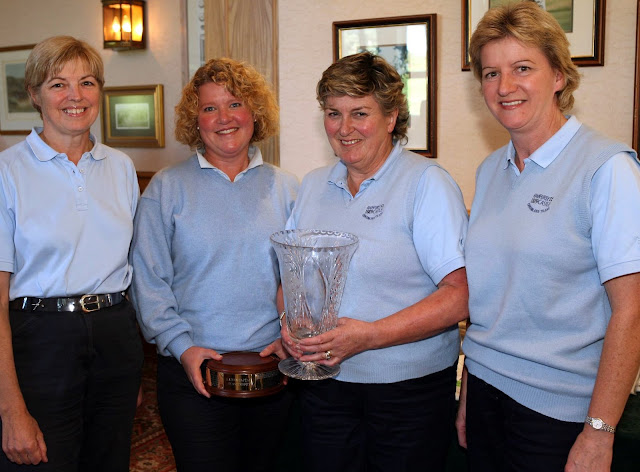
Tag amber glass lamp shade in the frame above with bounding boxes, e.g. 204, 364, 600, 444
102, 0, 145, 50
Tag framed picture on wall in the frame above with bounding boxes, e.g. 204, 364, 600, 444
0, 44, 41, 135
101, 84, 165, 148
634, 4, 640, 152
333, 14, 437, 158
461, 0, 606, 71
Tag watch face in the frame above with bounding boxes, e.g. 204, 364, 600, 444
592, 418, 604, 429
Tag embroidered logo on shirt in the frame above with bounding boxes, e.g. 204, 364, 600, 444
527, 193, 554, 213
363, 204, 384, 220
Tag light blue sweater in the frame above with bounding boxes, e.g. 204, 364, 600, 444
130, 149, 298, 360
289, 143, 468, 383
464, 122, 639, 422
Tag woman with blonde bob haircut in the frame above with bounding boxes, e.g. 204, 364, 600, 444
25, 36, 105, 113
130, 57, 297, 471
282, 51, 468, 472
0, 35, 142, 471
457, 2, 640, 471
468, 1, 580, 113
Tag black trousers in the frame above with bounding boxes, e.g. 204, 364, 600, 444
297, 363, 457, 472
466, 374, 584, 472
156, 355, 294, 472
0, 300, 143, 472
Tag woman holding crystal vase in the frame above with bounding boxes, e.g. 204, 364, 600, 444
130, 58, 298, 472
282, 51, 469, 472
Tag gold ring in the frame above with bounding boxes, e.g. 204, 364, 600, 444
325, 350, 332, 360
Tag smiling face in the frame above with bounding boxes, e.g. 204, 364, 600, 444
29, 58, 100, 141
323, 94, 397, 177
197, 82, 254, 165
480, 36, 566, 142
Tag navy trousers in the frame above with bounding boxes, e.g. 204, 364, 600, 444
297, 363, 457, 472
466, 374, 584, 472
156, 355, 293, 472
0, 299, 143, 472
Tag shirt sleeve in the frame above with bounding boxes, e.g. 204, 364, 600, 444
591, 151, 640, 283
0, 170, 15, 273
129, 179, 194, 360
412, 166, 468, 285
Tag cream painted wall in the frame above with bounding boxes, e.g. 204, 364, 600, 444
0, 0, 637, 207
279, 0, 638, 207
0, 0, 189, 171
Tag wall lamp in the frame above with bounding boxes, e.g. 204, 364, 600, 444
102, 0, 146, 50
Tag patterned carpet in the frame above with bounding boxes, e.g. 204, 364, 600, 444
129, 343, 176, 472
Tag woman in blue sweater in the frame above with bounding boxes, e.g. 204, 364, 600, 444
457, 3, 640, 471
130, 58, 298, 471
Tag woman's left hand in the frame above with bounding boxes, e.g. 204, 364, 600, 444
295, 317, 374, 365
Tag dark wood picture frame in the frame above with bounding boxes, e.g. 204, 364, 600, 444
0, 44, 40, 135
461, 0, 606, 71
333, 14, 437, 158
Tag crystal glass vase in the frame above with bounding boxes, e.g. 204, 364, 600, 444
270, 229, 358, 380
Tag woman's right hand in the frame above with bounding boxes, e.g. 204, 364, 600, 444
2, 408, 47, 465
180, 346, 222, 398
279, 318, 303, 359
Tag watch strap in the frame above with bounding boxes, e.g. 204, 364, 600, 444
585, 416, 616, 433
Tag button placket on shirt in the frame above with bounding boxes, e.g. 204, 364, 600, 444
66, 154, 90, 211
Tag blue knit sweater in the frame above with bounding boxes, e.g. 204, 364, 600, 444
130, 149, 298, 360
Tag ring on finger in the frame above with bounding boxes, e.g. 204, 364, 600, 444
325, 350, 332, 360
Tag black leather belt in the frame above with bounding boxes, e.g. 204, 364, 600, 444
9, 292, 125, 313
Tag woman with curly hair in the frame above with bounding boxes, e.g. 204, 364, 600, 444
130, 58, 298, 471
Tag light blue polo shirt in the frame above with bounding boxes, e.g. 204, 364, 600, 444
286, 143, 468, 383
0, 128, 139, 299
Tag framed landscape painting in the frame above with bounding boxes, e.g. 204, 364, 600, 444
0, 44, 41, 134
102, 84, 164, 147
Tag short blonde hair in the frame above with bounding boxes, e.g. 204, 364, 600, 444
25, 36, 104, 116
469, 1, 580, 112
317, 52, 409, 144
175, 58, 279, 149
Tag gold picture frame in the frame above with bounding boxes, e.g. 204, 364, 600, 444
101, 84, 164, 147
462, 0, 606, 71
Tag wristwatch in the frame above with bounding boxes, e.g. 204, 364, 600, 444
585, 416, 616, 433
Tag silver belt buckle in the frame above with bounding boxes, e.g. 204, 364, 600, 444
79, 294, 101, 313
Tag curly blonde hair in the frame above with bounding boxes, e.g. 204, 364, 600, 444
175, 58, 279, 149
469, 1, 580, 113
317, 52, 409, 144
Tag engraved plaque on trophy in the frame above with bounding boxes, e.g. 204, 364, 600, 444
205, 351, 284, 398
